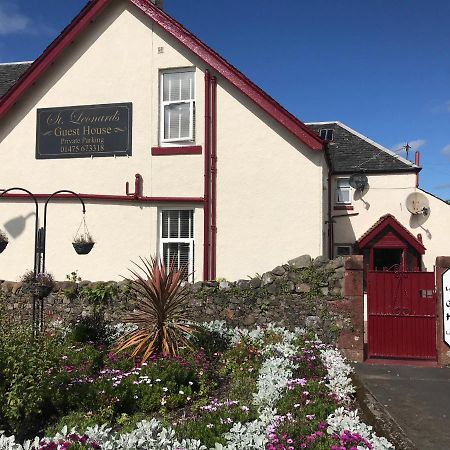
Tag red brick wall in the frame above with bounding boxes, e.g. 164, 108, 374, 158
330, 255, 364, 362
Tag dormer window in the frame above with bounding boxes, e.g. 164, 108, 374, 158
319, 129, 333, 141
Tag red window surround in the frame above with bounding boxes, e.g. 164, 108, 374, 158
151, 146, 202, 156
334, 205, 354, 211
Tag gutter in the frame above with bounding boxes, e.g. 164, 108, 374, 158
0, 192, 204, 204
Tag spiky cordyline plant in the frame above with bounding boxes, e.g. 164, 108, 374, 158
114, 257, 196, 362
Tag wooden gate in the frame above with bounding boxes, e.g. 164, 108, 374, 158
367, 271, 436, 360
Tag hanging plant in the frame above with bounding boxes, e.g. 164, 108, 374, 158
72, 232, 95, 255
73, 215, 95, 255
21, 270, 55, 297
0, 230, 8, 253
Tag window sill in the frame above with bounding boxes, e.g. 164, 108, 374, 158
334, 205, 354, 210
151, 146, 202, 156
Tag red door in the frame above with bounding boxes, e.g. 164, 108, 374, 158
367, 271, 436, 360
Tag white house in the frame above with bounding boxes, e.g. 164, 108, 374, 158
0, 0, 448, 282
0, 0, 326, 282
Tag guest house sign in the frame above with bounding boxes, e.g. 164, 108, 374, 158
443, 269, 450, 346
36, 103, 132, 159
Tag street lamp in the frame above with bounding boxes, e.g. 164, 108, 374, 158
0, 188, 90, 334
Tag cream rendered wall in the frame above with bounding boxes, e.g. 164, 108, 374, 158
332, 172, 450, 270
0, 0, 205, 281
215, 83, 326, 280
0, 0, 327, 282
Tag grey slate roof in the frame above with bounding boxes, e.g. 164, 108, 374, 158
0, 62, 32, 99
307, 121, 419, 174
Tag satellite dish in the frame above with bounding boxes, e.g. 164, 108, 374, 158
406, 192, 430, 216
349, 173, 368, 191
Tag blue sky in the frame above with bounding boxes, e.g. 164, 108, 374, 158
0, 0, 449, 199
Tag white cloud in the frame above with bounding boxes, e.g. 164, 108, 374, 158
441, 144, 450, 158
0, 4, 30, 35
390, 139, 426, 154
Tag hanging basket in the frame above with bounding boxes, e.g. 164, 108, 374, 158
72, 215, 95, 255
21, 271, 54, 298
23, 283, 53, 298
0, 240, 8, 253
73, 242, 95, 255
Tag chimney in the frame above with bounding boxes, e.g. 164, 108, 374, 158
150, 0, 163, 8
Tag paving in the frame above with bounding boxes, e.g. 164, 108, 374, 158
354, 363, 450, 450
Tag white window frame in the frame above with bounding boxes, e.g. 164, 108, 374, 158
159, 208, 195, 281
160, 68, 195, 145
335, 177, 352, 205
319, 128, 334, 141
334, 244, 353, 257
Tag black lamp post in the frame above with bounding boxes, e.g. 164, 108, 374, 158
0, 188, 87, 334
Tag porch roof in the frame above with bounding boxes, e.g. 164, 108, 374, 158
357, 214, 426, 254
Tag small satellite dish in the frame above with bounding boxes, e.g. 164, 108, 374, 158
406, 192, 430, 216
349, 173, 368, 191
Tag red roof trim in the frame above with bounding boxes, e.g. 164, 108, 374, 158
357, 214, 426, 254
0, 0, 324, 152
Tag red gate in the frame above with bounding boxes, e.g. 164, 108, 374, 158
367, 271, 436, 360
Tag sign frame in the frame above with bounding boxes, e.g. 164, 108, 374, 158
443, 268, 450, 346
36, 102, 132, 159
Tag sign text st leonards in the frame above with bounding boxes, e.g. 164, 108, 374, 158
36, 103, 132, 159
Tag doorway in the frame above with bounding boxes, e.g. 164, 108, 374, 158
373, 248, 403, 271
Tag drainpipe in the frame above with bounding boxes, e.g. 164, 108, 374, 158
210, 76, 217, 280
203, 70, 211, 281
415, 151, 420, 188
324, 144, 333, 259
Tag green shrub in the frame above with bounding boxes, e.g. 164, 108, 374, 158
191, 328, 231, 357
79, 283, 118, 305
68, 313, 113, 346
0, 327, 62, 438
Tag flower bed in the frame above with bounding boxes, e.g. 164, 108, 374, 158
0, 322, 393, 449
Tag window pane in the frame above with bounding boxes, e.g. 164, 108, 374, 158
162, 242, 190, 278
164, 103, 190, 140
163, 72, 194, 102
179, 71, 194, 100
180, 210, 191, 238
162, 210, 194, 239
326, 129, 334, 140
163, 73, 179, 102
168, 210, 179, 238
337, 179, 350, 188
337, 190, 350, 203
162, 211, 169, 238
336, 246, 351, 256
179, 243, 190, 274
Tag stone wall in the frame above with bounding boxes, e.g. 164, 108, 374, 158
0, 255, 364, 357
